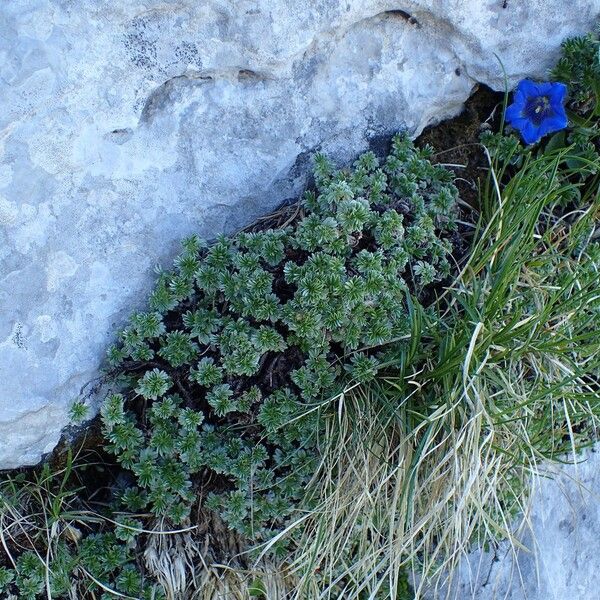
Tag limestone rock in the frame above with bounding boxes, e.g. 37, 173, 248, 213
424, 448, 600, 599
0, 0, 598, 469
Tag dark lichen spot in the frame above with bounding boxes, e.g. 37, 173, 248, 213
123, 17, 158, 71
12, 322, 26, 349
237, 69, 266, 83
104, 128, 133, 145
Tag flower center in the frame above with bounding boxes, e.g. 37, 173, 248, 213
524, 96, 554, 126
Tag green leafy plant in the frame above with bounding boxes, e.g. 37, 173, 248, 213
552, 27, 600, 115
103, 133, 459, 551
69, 400, 89, 424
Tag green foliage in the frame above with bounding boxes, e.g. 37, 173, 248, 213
552, 28, 600, 115
69, 400, 89, 424
206, 383, 236, 416
0, 457, 164, 600
135, 368, 172, 400
103, 133, 459, 545
190, 356, 223, 386
0, 567, 14, 593
158, 331, 198, 367
345, 352, 380, 383
78, 532, 153, 598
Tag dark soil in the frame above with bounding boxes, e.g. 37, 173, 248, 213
417, 84, 504, 209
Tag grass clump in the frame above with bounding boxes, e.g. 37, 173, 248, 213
0, 452, 164, 599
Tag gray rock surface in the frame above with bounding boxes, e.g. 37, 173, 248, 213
0, 0, 598, 469
425, 448, 600, 599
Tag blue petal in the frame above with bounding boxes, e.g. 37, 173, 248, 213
545, 100, 568, 127
538, 113, 568, 137
513, 87, 527, 103
552, 110, 568, 129
535, 81, 555, 96
549, 82, 568, 107
517, 79, 541, 99
508, 116, 529, 130
549, 102, 566, 119
520, 121, 542, 144
505, 101, 525, 124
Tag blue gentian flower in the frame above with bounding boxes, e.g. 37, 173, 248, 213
505, 79, 568, 145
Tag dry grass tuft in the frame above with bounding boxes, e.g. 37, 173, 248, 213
144, 513, 296, 599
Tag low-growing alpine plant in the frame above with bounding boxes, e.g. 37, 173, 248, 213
103, 133, 460, 547
552, 27, 600, 116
